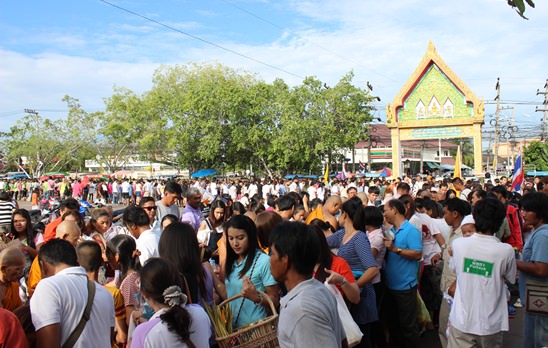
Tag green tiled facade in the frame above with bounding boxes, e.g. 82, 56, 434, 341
397, 64, 473, 121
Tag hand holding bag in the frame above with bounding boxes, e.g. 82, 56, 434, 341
324, 281, 363, 348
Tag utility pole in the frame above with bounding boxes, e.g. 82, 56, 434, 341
536, 79, 548, 141
501, 106, 516, 170
493, 78, 501, 176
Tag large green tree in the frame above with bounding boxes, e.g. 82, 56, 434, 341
524, 141, 548, 171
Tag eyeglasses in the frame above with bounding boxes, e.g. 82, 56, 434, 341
143, 206, 158, 211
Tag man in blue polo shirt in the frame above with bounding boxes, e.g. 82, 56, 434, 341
383, 198, 422, 348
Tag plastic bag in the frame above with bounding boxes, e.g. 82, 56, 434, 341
324, 281, 363, 347
417, 292, 432, 329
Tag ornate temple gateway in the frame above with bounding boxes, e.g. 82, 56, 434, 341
386, 41, 484, 178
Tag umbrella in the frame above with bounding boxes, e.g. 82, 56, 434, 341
43, 171, 68, 179
191, 169, 218, 178
379, 168, 392, 177
113, 170, 134, 178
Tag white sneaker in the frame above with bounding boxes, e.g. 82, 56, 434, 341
514, 298, 523, 308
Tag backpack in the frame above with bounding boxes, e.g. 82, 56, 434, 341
503, 203, 523, 250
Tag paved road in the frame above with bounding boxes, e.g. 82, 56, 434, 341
420, 308, 524, 347
15, 199, 525, 347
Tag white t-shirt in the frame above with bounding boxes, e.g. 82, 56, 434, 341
449, 233, 516, 335
137, 229, 161, 266
409, 213, 441, 266
131, 304, 211, 348
121, 181, 130, 193
248, 184, 258, 198
31, 267, 115, 348
307, 186, 317, 200
262, 184, 272, 200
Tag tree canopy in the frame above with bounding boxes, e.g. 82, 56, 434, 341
0, 62, 376, 177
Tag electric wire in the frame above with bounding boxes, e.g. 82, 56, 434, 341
97, 0, 304, 80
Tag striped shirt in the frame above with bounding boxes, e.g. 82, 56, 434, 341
327, 229, 379, 324
0, 201, 15, 226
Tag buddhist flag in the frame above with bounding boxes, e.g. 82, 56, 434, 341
511, 149, 524, 193
453, 145, 462, 179
324, 163, 329, 183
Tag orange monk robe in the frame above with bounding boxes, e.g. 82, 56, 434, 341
43, 217, 63, 242
27, 256, 41, 298
2, 281, 22, 311
305, 206, 325, 224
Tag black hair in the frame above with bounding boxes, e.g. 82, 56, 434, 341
424, 199, 444, 218
161, 214, 179, 229
473, 197, 506, 234
520, 192, 548, 222
309, 218, 333, 232
386, 199, 406, 216
60, 198, 80, 212
277, 195, 296, 211
11, 209, 36, 249
445, 189, 457, 201
266, 195, 277, 209
224, 215, 260, 278
340, 197, 366, 231
232, 201, 246, 215
248, 197, 265, 214
309, 198, 323, 210
347, 186, 357, 193
470, 189, 487, 202
106, 234, 141, 280
122, 205, 150, 227
269, 221, 319, 277
140, 258, 195, 347
398, 194, 416, 220
208, 200, 227, 226
164, 181, 183, 195
159, 222, 206, 303
286, 191, 302, 205
309, 223, 333, 283
256, 211, 283, 250
77, 241, 103, 273
363, 206, 384, 229
491, 185, 508, 199
396, 182, 411, 193
39, 239, 78, 267
368, 186, 380, 195
452, 177, 464, 185
139, 196, 155, 206
445, 197, 472, 217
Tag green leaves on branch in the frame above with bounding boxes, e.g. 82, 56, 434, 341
508, 0, 535, 19
524, 141, 548, 171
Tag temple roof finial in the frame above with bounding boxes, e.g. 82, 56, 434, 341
427, 40, 436, 53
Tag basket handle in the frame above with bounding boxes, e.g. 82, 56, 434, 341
219, 290, 277, 315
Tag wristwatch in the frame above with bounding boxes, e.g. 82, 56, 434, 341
396, 248, 403, 255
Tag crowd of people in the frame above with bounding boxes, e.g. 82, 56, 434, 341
0, 172, 547, 348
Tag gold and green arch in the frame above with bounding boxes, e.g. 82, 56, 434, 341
386, 41, 484, 177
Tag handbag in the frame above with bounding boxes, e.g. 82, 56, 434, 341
324, 281, 363, 348
62, 279, 96, 348
525, 277, 548, 315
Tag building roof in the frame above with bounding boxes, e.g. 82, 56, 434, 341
355, 124, 458, 150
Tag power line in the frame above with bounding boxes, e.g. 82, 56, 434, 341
218, 0, 399, 84
97, 0, 304, 80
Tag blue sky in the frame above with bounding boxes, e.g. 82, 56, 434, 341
1, 0, 547, 149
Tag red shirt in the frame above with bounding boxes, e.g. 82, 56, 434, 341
0, 308, 28, 348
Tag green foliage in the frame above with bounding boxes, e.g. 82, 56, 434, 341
1, 62, 375, 177
507, 0, 535, 19
524, 141, 548, 171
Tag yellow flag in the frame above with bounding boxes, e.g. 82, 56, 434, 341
453, 145, 462, 179
324, 163, 329, 183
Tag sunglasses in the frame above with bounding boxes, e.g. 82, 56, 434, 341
143, 206, 158, 211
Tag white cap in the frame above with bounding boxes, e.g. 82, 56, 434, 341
461, 214, 475, 227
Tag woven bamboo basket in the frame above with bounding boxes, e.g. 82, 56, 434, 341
215, 290, 279, 348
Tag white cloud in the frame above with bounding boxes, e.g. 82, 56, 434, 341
1, 0, 547, 137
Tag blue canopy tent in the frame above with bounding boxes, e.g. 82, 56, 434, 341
191, 169, 218, 178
